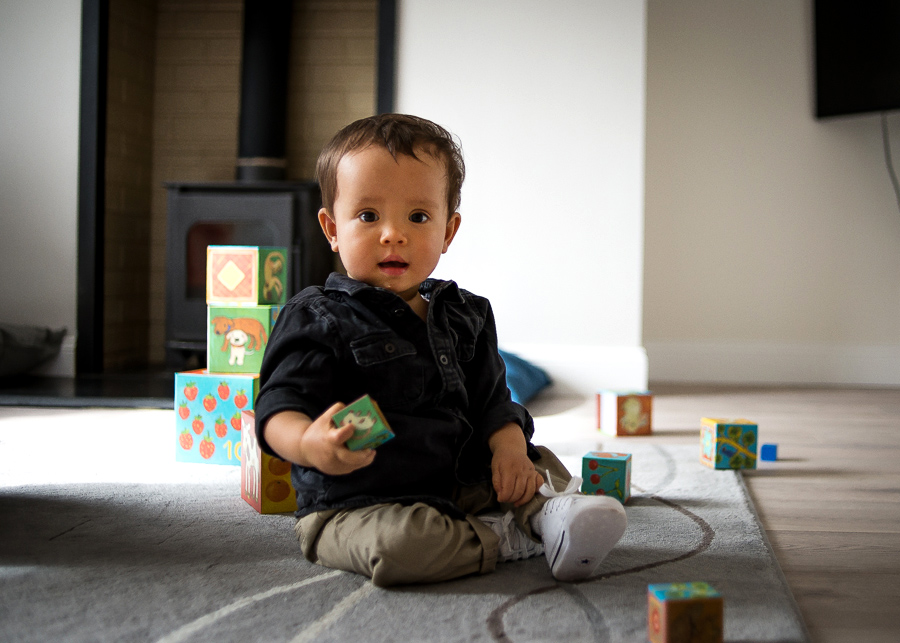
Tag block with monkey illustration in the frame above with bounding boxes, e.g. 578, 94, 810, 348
175, 369, 258, 466
597, 390, 653, 436
207, 305, 282, 374
240, 410, 297, 514
206, 245, 289, 306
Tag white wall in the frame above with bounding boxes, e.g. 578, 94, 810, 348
644, 0, 900, 386
0, 0, 82, 376
396, 0, 649, 395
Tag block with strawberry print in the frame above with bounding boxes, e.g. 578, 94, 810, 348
240, 410, 297, 514
581, 451, 632, 503
175, 369, 258, 466
207, 305, 281, 374
207, 245, 288, 306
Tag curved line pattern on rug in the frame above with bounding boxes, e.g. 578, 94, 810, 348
154, 445, 713, 643
485, 494, 716, 643
154, 569, 344, 643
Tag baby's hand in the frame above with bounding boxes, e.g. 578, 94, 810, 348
299, 402, 377, 475
491, 448, 545, 508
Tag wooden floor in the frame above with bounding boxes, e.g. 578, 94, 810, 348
646, 385, 900, 643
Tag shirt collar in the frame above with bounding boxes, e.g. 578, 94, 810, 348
323, 272, 465, 305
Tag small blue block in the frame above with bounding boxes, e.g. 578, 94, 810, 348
760, 443, 778, 461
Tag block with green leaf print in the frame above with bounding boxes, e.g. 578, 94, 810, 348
700, 417, 758, 469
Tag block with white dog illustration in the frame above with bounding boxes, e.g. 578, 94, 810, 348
332, 395, 395, 451
240, 410, 297, 514
206, 245, 289, 306
207, 305, 281, 374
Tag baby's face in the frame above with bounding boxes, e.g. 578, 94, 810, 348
319, 145, 461, 304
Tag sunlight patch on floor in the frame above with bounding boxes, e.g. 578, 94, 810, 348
0, 395, 609, 487
0, 407, 236, 487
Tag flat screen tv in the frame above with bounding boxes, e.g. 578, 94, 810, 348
815, 1, 900, 118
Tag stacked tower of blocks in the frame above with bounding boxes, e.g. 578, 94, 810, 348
174, 245, 297, 513
597, 390, 653, 436
700, 417, 758, 470
647, 582, 724, 643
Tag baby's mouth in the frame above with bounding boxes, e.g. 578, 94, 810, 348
378, 256, 409, 270
378, 258, 409, 276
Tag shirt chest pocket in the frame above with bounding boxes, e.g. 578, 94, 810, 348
350, 335, 423, 406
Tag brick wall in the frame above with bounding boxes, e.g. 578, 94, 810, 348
104, 0, 379, 366
104, 0, 157, 370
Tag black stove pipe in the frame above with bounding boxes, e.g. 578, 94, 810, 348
236, 0, 292, 181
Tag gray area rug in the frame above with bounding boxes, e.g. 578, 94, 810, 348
0, 428, 808, 643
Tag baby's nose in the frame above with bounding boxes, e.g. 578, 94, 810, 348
380, 223, 407, 244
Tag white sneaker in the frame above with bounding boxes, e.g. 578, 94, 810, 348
479, 511, 544, 562
532, 475, 627, 582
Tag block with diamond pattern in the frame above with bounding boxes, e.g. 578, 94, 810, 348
206, 245, 288, 305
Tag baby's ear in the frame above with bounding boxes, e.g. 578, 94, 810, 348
318, 208, 339, 251
442, 212, 462, 253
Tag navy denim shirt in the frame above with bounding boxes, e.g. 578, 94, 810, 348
254, 272, 537, 519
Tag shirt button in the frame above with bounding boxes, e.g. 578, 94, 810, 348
385, 343, 396, 354
439, 354, 449, 365
393, 308, 404, 316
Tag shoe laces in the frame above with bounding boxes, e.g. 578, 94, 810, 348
538, 470, 582, 498
486, 511, 543, 561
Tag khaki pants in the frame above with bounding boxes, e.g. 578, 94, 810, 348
294, 446, 572, 587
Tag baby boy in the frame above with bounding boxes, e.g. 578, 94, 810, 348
254, 113, 627, 587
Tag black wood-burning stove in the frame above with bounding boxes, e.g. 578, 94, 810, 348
163, 180, 330, 367
163, 1, 333, 368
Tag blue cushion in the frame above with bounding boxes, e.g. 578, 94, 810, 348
499, 349, 551, 404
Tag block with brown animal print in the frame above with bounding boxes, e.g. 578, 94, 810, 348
207, 305, 282, 374
206, 245, 289, 305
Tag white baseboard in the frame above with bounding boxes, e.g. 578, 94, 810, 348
499, 343, 648, 397
645, 341, 900, 387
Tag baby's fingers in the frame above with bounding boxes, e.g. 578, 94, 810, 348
493, 468, 514, 503
335, 446, 376, 472
329, 421, 357, 446
509, 472, 537, 507
494, 469, 527, 506
515, 470, 545, 507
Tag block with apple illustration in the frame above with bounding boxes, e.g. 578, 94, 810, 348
175, 369, 258, 466
206, 245, 289, 306
207, 305, 282, 374
581, 451, 632, 503
240, 410, 297, 514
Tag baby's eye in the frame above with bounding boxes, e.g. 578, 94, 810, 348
409, 212, 430, 223
359, 211, 378, 223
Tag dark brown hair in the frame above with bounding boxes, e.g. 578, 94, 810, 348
315, 113, 465, 218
